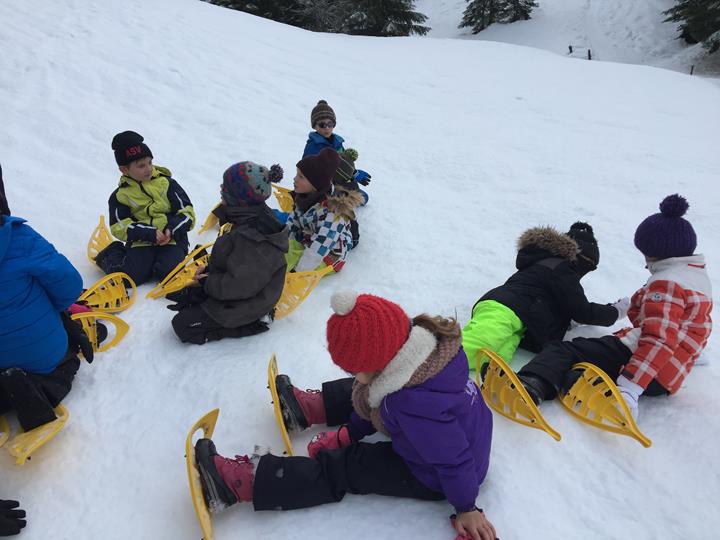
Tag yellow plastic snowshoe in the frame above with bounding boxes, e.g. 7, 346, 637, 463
198, 203, 221, 234
273, 184, 294, 213
479, 348, 561, 441
267, 355, 294, 456
185, 408, 220, 540
146, 243, 213, 299
0, 416, 9, 448
5, 405, 70, 465
71, 311, 129, 354
87, 215, 113, 265
77, 272, 136, 313
559, 362, 652, 447
274, 265, 334, 320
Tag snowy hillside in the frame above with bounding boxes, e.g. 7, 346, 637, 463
418, 0, 719, 75
1, 1, 719, 539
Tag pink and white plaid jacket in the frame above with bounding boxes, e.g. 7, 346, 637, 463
615, 255, 713, 394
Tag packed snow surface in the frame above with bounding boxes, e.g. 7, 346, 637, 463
1, 1, 719, 539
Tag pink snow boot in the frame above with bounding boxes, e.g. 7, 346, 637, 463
195, 439, 254, 513
275, 374, 325, 432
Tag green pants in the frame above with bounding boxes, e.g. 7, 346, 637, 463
285, 239, 335, 273
462, 300, 525, 372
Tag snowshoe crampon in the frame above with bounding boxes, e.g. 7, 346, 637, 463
71, 311, 129, 354
559, 362, 652, 448
4, 405, 69, 465
146, 243, 213, 299
267, 354, 294, 456
185, 408, 220, 540
478, 348, 561, 442
274, 265, 334, 320
198, 203, 221, 234
87, 215, 113, 265
78, 272, 136, 313
272, 183, 294, 213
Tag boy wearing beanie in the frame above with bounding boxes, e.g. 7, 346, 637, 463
192, 291, 497, 540
169, 162, 288, 345
94, 131, 196, 285
463, 222, 623, 373
286, 148, 361, 273
517, 195, 712, 419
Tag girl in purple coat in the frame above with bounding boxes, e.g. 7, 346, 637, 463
195, 291, 497, 540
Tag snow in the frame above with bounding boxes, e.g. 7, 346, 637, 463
417, 0, 720, 75
1, 0, 719, 539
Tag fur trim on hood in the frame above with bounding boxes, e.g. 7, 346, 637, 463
327, 186, 364, 222
517, 226, 579, 261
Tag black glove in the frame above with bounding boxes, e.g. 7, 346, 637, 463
61, 311, 94, 363
165, 286, 208, 312
0, 500, 26, 536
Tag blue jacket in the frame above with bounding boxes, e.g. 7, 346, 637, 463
302, 132, 345, 157
0, 216, 83, 373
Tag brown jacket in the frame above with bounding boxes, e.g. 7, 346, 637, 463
201, 204, 288, 327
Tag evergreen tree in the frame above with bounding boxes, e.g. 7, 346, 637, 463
340, 0, 430, 37
204, 0, 304, 26
664, 1, 720, 53
459, 0, 537, 34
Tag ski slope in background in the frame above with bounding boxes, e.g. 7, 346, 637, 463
1, 1, 719, 539
418, 0, 719, 74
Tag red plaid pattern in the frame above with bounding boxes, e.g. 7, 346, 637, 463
618, 279, 712, 394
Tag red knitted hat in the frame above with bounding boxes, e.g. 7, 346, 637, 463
326, 291, 410, 374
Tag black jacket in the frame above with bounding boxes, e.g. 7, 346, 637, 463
201, 204, 289, 328
480, 227, 618, 353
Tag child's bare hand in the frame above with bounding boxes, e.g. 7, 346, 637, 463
192, 265, 208, 284
453, 509, 497, 540
156, 229, 172, 246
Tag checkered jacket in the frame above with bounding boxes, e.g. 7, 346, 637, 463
616, 255, 713, 394
287, 199, 354, 272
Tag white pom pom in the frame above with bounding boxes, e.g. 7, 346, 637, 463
331, 290, 358, 316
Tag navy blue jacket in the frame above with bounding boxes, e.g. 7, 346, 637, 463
0, 216, 82, 373
302, 132, 345, 157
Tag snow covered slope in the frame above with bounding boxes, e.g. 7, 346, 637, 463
1, 1, 719, 539
418, 0, 717, 74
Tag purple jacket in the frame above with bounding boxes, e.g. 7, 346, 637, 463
349, 347, 493, 512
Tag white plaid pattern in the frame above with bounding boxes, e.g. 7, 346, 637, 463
288, 200, 353, 266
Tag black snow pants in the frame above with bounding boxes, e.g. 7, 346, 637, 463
251, 377, 444, 511
171, 305, 268, 345
519, 335, 669, 401
96, 243, 186, 286
0, 353, 80, 431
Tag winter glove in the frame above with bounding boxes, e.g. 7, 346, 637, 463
61, 311, 94, 363
611, 297, 631, 321
0, 500, 26, 536
353, 169, 371, 186
307, 425, 352, 459
165, 286, 208, 311
616, 374, 643, 420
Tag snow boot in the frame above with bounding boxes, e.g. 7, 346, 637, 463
93, 241, 126, 274
275, 375, 325, 432
195, 438, 254, 513
518, 374, 552, 406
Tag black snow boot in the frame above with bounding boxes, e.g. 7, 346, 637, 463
275, 374, 311, 432
94, 241, 126, 274
518, 374, 553, 406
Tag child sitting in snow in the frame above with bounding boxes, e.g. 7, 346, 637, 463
517, 195, 712, 419
94, 131, 196, 286
1, 172, 93, 431
286, 148, 362, 273
169, 162, 288, 345
463, 222, 623, 374
303, 100, 370, 204
194, 291, 498, 540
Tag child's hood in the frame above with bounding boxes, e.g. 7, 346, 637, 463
118, 165, 172, 186
307, 131, 344, 146
223, 204, 289, 251
516, 226, 579, 269
0, 216, 26, 263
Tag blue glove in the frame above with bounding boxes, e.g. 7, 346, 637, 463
354, 169, 371, 186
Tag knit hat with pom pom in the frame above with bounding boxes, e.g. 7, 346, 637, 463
326, 291, 411, 374
332, 149, 359, 190
634, 194, 696, 259
311, 100, 336, 128
566, 221, 599, 267
221, 161, 283, 206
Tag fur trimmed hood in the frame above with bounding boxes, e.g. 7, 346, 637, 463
517, 226, 579, 261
